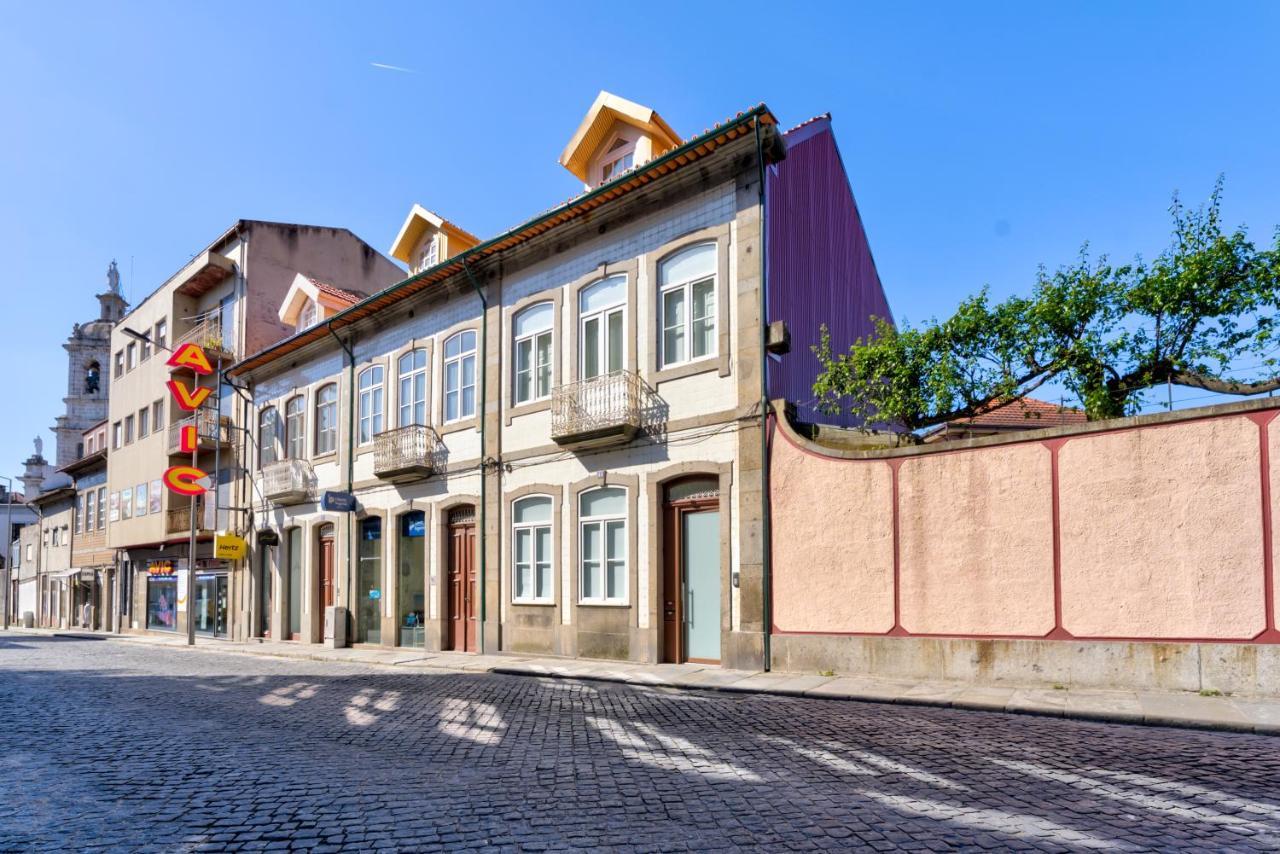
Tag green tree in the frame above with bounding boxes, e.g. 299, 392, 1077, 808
813, 181, 1280, 434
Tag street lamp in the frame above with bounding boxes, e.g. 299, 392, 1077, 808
124, 327, 203, 648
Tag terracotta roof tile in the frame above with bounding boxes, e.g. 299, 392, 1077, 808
307, 278, 367, 305
951, 397, 1088, 428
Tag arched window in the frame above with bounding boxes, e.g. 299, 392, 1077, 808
285, 396, 305, 459
358, 365, 384, 444
579, 275, 626, 380
398, 349, 428, 427
513, 303, 553, 405
659, 243, 717, 368
314, 383, 337, 454
85, 360, 101, 394
296, 299, 318, 333
258, 406, 280, 467
578, 486, 626, 604
513, 495, 553, 603
443, 331, 477, 422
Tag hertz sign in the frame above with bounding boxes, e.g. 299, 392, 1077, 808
163, 342, 214, 497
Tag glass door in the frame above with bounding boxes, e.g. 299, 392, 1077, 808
683, 509, 721, 663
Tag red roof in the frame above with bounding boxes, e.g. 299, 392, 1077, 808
951, 397, 1088, 429
307, 278, 367, 306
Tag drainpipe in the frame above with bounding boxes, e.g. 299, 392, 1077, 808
460, 260, 488, 655
755, 119, 774, 672
327, 323, 356, 643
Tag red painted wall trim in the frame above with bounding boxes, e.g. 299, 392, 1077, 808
1042, 438, 1072, 640
1248, 410, 1280, 642
887, 459, 906, 636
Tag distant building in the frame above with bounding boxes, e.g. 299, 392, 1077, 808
923, 397, 1088, 443
61, 420, 111, 630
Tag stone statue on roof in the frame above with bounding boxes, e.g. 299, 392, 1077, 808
33, 436, 43, 457
107, 260, 121, 294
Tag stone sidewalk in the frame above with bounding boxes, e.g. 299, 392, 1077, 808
17, 627, 1280, 736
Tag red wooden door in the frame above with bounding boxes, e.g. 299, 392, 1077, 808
320, 534, 335, 609
447, 513, 477, 652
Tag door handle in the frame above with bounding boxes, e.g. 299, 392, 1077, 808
686, 590, 693, 628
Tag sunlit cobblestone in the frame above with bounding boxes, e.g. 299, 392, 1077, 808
2, 634, 1278, 852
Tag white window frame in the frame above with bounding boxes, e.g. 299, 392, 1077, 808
259, 406, 280, 467
578, 276, 626, 381
297, 299, 317, 333
418, 235, 439, 272
358, 366, 384, 445
513, 303, 553, 405
398, 349, 429, 427
578, 486, 628, 605
512, 495, 554, 604
285, 395, 306, 459
659, 243, 718, 369
600, 135, 636, 183
315, 383, 338, 455
443, 331, 477, 423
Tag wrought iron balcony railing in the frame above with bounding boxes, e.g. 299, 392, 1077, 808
261, 458, 313, 504
373, 424, 441, 481
176, 311, 234, 358
166, 411, 232, 456
551, 370, 644, 449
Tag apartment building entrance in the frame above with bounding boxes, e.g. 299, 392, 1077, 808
446, 506, 477, 652
317, 524, 335, 642
661, 477, 721, 664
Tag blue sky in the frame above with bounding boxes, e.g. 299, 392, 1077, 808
2, 2, 1278, 481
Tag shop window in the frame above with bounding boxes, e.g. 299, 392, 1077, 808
397, 511, 426, 647
356, 517, 383, 644
147, 574, 178, 631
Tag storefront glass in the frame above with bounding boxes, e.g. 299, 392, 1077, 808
357, 518, 382, 644
194, 574, 228, 637
259, 546, 272, 638
287, 528, 302, 638
147, 576, 178, 631
397, 511, 426, 647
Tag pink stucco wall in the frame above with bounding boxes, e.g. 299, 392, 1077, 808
771, 404, 1280, 644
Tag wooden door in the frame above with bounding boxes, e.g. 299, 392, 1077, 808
447, 509, 477, 652
319, 531, 335, 609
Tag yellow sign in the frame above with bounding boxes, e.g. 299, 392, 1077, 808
214, 532, 247, 561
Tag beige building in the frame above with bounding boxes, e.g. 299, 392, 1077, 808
107, 220, 402, 640
227, 93, 881, 671
60, 421, 112, 630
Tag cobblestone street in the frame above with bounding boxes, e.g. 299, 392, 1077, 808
2, 634, 1278, 852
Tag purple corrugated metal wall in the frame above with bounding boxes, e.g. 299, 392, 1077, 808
766, 117, 893, 427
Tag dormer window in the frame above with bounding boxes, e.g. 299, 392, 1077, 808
296, 298, 317, 333
417, 235, 439, 273
600, 137, 635, 182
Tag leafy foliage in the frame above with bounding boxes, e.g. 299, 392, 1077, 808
814, 180, 1280, 432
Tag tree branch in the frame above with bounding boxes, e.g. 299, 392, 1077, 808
1169, 371, 1280, 395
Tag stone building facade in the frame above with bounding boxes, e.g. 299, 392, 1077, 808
227, 94, 890, 670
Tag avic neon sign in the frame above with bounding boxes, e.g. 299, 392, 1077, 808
163, 342, 213, 497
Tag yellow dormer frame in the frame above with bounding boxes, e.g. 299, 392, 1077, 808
559, 91, 682, 185
389, 204, 480, 269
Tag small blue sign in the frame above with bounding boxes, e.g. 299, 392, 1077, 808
369, 589, 381, 600
322, 491, 357, 512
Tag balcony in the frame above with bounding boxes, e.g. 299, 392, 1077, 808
166, 411, 232, 456
261, 459, 313, 505
165, 501, 211, 536
373, 424, 441, 482
176, 311, 234, 360
551, 370, 644, 449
